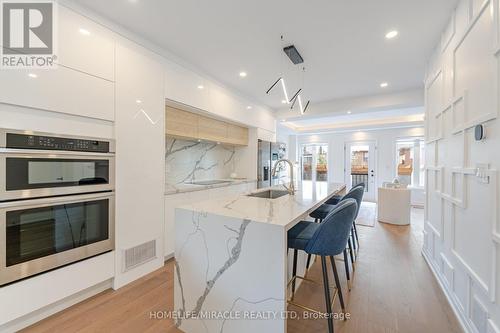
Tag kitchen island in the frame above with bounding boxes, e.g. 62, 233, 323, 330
174, 181, 346, 333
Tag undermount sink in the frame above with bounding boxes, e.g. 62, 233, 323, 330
246, 189, 289, 199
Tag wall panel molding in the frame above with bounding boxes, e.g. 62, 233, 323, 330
425, 0, 500, 330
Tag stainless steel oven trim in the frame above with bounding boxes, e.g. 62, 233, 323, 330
0, 150, 115, 201
0, 128, 115, 153
0, 192, 115, 286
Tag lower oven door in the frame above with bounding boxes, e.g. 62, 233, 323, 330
0, 192, 114, 286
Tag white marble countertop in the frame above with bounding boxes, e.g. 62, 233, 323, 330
177, 181, 346, 229
165, 178, 257, 195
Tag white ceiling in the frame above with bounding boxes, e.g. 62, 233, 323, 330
71, 0, 457, 110
283, 106, 424, 132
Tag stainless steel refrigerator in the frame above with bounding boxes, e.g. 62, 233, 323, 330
257, 140, 287, 188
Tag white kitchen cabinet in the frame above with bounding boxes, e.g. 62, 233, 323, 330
164, 61, 210, 111
57, 5, 115, 81
0, 66, 114, 121
114, 41, 165, 288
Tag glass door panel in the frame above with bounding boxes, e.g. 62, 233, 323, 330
6, 158, 110, 190
345, 141, 376, 201
300, 144, 328, 183
6, 199, 109, 266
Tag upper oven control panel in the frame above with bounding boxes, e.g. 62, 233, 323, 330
5, 132, 112, 153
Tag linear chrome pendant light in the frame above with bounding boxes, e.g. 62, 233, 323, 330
265, 36, 310, 114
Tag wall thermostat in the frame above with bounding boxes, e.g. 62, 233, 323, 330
475, 124, 485, 141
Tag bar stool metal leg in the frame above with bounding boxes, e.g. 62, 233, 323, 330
351, 227, 357, 253
347, 238, 355, 266
306, 254, 312, 270
343, 249, 351, 291
291, 249, 298, 299
321, 256, 334, 333
353, 221, 359, 247
330, 256, 345, 314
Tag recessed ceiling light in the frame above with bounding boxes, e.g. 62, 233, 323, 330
380, 82, 388, 88
281, 99, 287, 104
136, 99, 142, 104
246, 106, 252, 109
197, 85, 204, 89
385, 30, 398, 39
239, 71, 247, 78
347, 111, 352, 114
79, 28, 90, 35
28, 73, 37, 78
281, 119, 286, 122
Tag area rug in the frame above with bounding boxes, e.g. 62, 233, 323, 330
356, 202, 376, 227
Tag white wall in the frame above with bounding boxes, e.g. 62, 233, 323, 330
293, 127, 424, 201
423, 1, 500, 333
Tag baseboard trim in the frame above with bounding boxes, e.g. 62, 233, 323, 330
421, 249, 471, 333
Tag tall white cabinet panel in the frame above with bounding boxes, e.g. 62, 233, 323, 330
0, 66, 114, 120
57, 5, 115, 81
114, 42, 165, 289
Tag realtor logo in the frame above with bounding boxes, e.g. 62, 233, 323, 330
1, 0, 57, 68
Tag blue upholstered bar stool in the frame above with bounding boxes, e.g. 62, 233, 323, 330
288, 199, 358, 333
327, 183, 365, 249
306, 185, 365, 272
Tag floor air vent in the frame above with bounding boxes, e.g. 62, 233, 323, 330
123, 240, 157, 272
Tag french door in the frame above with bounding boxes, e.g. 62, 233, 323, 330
345, 141, 376, 202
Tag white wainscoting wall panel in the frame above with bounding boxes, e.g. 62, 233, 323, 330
424, 0, 500, 332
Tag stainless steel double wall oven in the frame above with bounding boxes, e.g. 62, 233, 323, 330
0, 129, 115, 285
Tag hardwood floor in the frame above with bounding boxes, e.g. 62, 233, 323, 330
22, 207, 462, 333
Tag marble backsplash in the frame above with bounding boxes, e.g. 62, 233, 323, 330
166, 137, 240, 185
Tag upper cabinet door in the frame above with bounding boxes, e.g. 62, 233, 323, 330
57, 5, 115, 81
0, 67, 115, 121
164, 62, 209, 111
227, 123, 249, 146
197, 114, 228, 143
166, 106, 199, 139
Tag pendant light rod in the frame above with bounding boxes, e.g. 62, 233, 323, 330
290, 94, 298, 109
280, 78, 290, 103
266, 77, 282, 95
297, 95, 304, 114
289, 88, 302, 104
303, 100, 310, 113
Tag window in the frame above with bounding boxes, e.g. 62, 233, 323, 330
395, 138, 425, 187
300, 144, 328, 183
